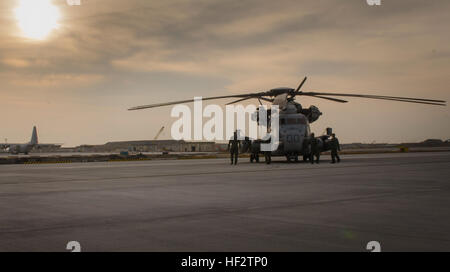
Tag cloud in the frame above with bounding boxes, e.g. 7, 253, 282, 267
0, 71, 104, 91
1, 58, 31, 68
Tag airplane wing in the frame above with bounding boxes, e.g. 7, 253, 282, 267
0, 143, 19, 148
35, 144, 62, 148
1, 143, 62, 149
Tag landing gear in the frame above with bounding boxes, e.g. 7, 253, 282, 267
286, 155, 292, 162
286, 154, 299, 163
250, 153, 260, 163
250, 154, 259, 163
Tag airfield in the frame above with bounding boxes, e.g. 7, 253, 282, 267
0, 152, 449, 251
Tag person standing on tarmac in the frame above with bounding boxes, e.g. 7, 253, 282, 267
309, 133, 321, 164
228, 131, 241, 165
330, 133, 341, 163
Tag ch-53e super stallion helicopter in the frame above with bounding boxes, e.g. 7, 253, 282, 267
129, 77, 446, 163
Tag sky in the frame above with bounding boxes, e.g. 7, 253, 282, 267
0, 0, 449, 146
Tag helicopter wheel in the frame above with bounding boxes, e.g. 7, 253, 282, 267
265, 153, 271, 164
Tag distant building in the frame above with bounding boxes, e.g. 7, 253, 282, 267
72, 140, 223, 153
401, 139, 449, 147
422, 139, 444, 145
32, 144, 62, 153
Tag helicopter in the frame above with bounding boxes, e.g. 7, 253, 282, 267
128, 77, 446, 163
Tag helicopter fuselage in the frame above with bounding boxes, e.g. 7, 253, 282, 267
272, 112, 310, 157
246, 100, 318, 161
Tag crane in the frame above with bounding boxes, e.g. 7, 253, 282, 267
154, 126, 165, 140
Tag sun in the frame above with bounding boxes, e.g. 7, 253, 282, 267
15, 0, 61, 40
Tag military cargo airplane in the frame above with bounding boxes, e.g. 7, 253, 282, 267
1, 126, 58, 155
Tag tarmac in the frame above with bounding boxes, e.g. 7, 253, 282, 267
0, 152, 449, 251
0, 151, 217, 158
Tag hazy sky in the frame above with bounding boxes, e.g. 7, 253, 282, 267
0, 0, 449, 146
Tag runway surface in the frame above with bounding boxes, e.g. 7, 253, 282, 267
1, 152, 449, 251
0, 151, 216, 158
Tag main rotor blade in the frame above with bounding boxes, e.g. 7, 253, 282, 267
366, 95, 446, 104
128, 87, 303, 110
129, 94, 253, 110
295, 77, 308, 93
260, 97, 274, 102
226, 97, 253, 105
301, 92, 446, 106
302, 92, 446, 104
302, 94, 348, 103
357, 97, 446, 106
223, 96, 275, 105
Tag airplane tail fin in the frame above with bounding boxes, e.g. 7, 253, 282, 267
30, 126, 38, 145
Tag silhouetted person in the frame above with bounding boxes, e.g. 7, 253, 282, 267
228, 131, 241, 165
243, 136, 252, 153
309, 133, 320, 164
330, 133, 341, 163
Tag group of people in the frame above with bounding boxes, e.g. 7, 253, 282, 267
309, 133, 341, 164
227, 131, 342, 165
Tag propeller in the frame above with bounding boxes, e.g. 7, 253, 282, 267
226, 96, 275, 105
302, 94, 348, 103
294, 76, 308, 93
128, 76, 446, 110
299, 92, 446, 106
226, 97, 254, 105
129, 94, 250, 110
